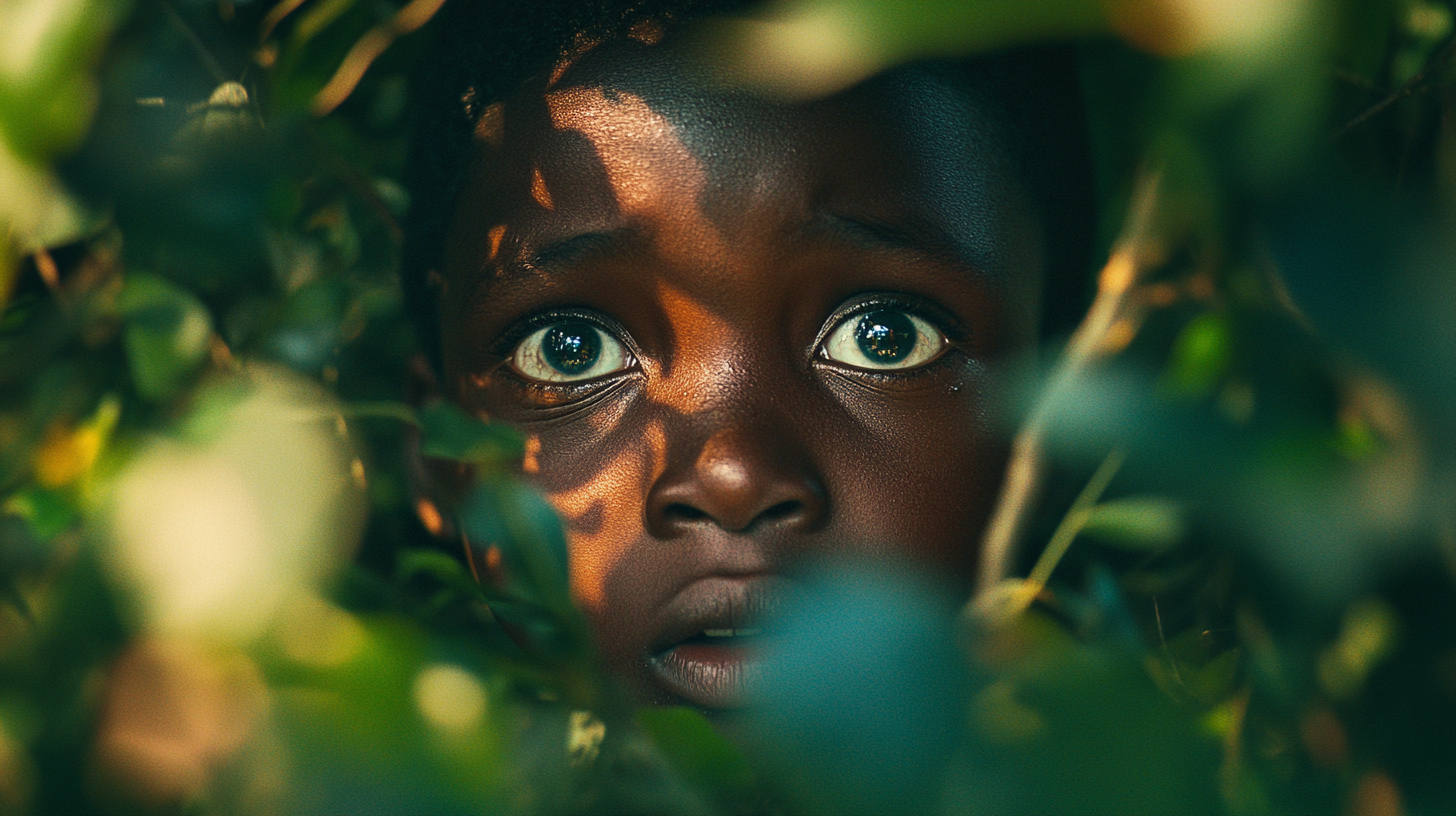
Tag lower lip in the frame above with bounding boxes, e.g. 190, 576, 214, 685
650, 640, 762, 709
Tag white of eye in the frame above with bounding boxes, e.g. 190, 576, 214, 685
510, 321, 630, 383
821, 309, 946, 371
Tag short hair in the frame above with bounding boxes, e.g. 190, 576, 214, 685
402, 1, 1096, 367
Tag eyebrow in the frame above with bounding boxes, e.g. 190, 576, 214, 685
518, 229, 629, 276
489, 209, 981, 286
810, 211, 985, 274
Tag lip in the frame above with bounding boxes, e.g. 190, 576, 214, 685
646, 576, 785, 709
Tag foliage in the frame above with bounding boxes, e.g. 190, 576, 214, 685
0, 0, 1453, 814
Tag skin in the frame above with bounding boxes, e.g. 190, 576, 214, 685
427, 36, 1046, 709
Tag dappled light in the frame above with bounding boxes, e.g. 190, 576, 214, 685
0, 1, 1453, 815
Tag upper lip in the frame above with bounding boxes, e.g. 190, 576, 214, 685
648, 574, 788, 656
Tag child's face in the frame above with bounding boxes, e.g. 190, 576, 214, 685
435, 39, 1044, 709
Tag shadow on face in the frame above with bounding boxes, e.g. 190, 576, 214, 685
429, 34, 1046, 709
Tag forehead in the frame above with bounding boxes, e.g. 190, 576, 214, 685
443, 37, 1042, 315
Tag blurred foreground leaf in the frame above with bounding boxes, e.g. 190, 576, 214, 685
1080, 497, 1186, 552
418, 401, 523, 468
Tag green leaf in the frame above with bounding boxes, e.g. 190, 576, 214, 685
418, 402, 523, 468
0, 0, 124, 162
1080, 497, 1186, 551
395, 548, 478, 594
3, 486, 76, 542
457, 480, 568, 608
1161, 311, 1233, 400
636, 706, 758, 798
116, 274, 213, 401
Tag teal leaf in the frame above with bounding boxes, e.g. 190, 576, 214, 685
417, 402, 522, 469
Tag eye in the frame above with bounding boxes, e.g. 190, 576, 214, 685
510, 319, 630, 383
821, 308, 947, 371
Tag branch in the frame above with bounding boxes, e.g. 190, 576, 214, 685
972, 172, 1162, 602
310, 0, 448, 117
1334, 32, 1456, 140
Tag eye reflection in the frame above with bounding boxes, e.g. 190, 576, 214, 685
822, 309, 946, 371
512, 320, 630, 382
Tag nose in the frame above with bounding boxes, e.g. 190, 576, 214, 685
645, 422, 828, 538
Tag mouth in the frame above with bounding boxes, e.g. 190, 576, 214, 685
647, 580, 780, 709
650, 628, 765, 709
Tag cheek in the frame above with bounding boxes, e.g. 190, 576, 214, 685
524, 418, 662, 636
823, 373, 1007, 575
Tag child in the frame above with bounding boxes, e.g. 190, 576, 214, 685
404, 1, 1094, 710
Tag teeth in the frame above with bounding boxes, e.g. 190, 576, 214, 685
702, 628, 762, 638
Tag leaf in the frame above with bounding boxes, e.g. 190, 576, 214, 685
1080, 497, 1186, 551
0, 0, 123, 162
457, 480, 569, 609
395, 547, 478, 594
417, 402, 522, 469
3, 487, 76, 542
116, 274, 213, 401
1160, 311, 1233, 400
636, 707, 757, 798
454, 479, 589, 660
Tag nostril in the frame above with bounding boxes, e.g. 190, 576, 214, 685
760, 500, 803, 521
663, 503, 709, 522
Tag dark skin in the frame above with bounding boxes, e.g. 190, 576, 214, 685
425, 36, 1045, 709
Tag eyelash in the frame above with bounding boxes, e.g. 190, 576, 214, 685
812, 294, 966, 354
491, 294, 964, 390
490, 308, 633, 358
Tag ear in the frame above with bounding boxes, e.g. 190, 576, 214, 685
403, 352, 473, 543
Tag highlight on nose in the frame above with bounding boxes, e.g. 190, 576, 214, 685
645, 428, 827, 537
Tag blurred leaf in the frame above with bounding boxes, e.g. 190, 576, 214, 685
1316, 597, 1399, 700
418, 402, 523, 468
0, 0, 124, 162
116, 273, 212, 401
707, 0, 1107, 98
455, 479, 589, 664
974, 639, 1224, 815
457, 480, 570, 609
3, 487, 76, 542
1081, 497, 1186, 551
636, 707, 757, 801
1161, 311, 1233, 400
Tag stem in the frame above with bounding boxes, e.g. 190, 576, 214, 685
1025, 447, 1125, 590
973, 172, 1161, 599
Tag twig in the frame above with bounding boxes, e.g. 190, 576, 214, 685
973, 173, 1162, 599
160, 0, 231, 84
259, 0, 311, 44
310, 0, 448, 117
1334, 32, 1456, 140
1024, 447, 1126, 591
969, 447, 1126, 626
1153, 596, 1186, 689
33, 248, 60, 293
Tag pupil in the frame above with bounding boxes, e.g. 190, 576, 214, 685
543, 321, 601, 374
854, 310, 916, 363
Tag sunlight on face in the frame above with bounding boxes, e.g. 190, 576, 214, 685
541, 418, 667, 612
545, 86, 728, 266
438, 36, 1042, 708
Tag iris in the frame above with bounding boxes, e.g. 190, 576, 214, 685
543, 321, 601, 375
855, 310, 917, 364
